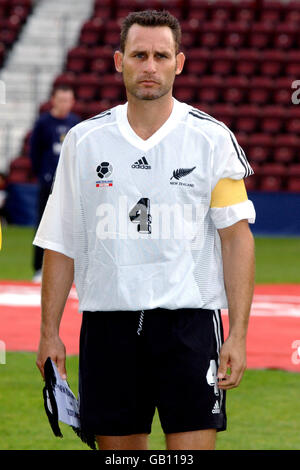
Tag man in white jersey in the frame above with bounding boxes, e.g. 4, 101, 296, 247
35, 10, 256, 450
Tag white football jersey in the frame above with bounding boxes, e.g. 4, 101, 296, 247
33, 98, 256, 312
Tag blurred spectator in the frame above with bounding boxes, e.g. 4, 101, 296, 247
0, 172, 7, 224
30, 84, 80, 282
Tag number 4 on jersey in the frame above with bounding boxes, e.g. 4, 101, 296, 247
129, 198, 152, 234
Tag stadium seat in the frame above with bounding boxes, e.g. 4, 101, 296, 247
71, 101, 87, 120
53, 72, 76, 87
247, 134, 273, 163
285, 1, 300, 23
181, 19, 200, 44
285, 50, 300, 77
260, 50, 285, 78
210, 103, 236, 128
20, 130, 32, 156
89, 45, 114, 74
98, 73, 124, 102
287, 163, 300, 177
260, 162, 288, 177
103, 30, 121, 48
198, 22, 224, 48
39, 100, 51, 114
259, 163, 288, 191
273, 23, 297, 50
191, 103, 212, 115
235, 132, 249, 151
93, 6, 111, 21
196, 75, 223, 104
223, 75, 249, 104
66, 46, 89, 74
9, 155, 31, 171
260, 1, 283, 24
260, 105, 285, 135
285, 106, 300, 134
7, 155, 32, 184
224, 21, 249, 48
76, 73, 101, 101
244, 174, 257, 191
287, 177, 300, 192
273, 77, 294, 106
211, 48, 236, 76
248, 77, 274, 105
210, 1, 234, 23
235, 104, 261, 134
273, 134, 299, 164
188, 1, 209, 22
174, 75, 198, 102
181, 29, 197, 49
260, 175, 284, 192
235, 49, 260, 77
249, 23, 273, 49
79, 19, 104, 47
185, 48, 210, 75
0, 27, 18, 47
87, 99, 111, 114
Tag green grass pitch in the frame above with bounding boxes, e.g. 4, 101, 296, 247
0, 225, 300, 450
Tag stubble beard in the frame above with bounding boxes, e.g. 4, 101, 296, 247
131, 85, 171, 101
123, 69, 177, 101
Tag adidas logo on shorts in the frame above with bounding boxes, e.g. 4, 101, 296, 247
212, 400, 220, 414
132, 157, 151, 169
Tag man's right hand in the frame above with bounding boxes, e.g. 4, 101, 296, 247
36, 335, 67, 380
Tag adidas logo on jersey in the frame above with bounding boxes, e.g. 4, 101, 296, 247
132, 157, 151, 170
212, 400, 220, 414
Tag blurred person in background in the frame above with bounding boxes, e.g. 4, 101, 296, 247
0, 171, 7, 250
30, 84, 80, 282
0, 172, 7, 224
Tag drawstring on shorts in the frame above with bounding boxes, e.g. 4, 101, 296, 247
137, 310, 144, 335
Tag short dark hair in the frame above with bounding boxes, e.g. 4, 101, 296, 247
51, 84, 75, 96
120, 10, 182, 54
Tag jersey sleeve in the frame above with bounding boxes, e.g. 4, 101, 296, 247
209, 129, 256, 229
33, 129, 76, 258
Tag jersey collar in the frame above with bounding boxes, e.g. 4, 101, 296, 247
116, 98, 187, 152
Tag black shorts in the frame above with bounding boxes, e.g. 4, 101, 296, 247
78, 307, 226, 436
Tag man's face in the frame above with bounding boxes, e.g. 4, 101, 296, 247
114, 25, 185, 101
51, 90, 75, 117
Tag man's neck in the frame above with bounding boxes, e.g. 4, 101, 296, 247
126, 93, 174, 141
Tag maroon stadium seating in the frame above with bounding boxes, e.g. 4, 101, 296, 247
11, 0, 300, 191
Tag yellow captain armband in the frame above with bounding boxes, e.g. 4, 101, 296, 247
210, 178, 248, 208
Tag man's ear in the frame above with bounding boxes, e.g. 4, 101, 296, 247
114, 50, 123, 73
175, 52, 185, 75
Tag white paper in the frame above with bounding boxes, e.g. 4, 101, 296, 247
50, 360, 80, 428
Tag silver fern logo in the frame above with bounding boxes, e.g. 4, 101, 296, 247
170, 167, 196, 180
170, 166, 196, 188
